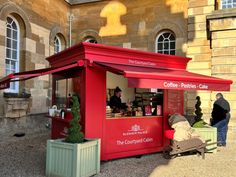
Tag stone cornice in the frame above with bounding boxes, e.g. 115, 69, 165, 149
207, 8, 236, 20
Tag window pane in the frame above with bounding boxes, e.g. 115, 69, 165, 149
158, 35, 164, 42
6, 60, 10, 69
7, 17, 12, 24
12, 22, 17, 29
6, 38, 11, 48
164, 50, 169, 54
158, 43, 162, 50
85, 38, 98, 44
6, 48, 11, 58
7, 28, 11, 38
169, 34, 175, 40
164, 41, 169, 49
12, 50, 17, 59
5, 16, 19, 92
170, 50, 175, 55
13, 30, 17, 39
163, 33, 169, 38
6, 69, 11, 75
170, 41, 175, 49
13, 40, 17, 49
11, 83, 16, 90
11, 61, 16, 70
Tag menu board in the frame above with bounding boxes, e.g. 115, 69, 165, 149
167, 90, 184, 115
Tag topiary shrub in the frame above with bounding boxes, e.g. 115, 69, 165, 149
65, 95, 84, 143
192, 96, 206, 128
195, 96, 203, 122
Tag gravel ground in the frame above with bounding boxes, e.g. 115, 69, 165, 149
0, 129, 235, 177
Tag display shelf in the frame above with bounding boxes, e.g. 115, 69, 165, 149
134, 91, 163, 116
135, 92, 163, 106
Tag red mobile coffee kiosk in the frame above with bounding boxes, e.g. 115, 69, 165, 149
0, 42, 232, 160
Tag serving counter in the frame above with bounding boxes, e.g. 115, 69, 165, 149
103, 116, 163, 159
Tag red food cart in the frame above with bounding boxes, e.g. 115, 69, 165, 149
0, 42, 232, 160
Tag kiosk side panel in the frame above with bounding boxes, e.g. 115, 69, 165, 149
82, 67, 106, 139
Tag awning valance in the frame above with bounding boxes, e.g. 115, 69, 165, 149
95, 62, 233, 91
0, 61, 84, 90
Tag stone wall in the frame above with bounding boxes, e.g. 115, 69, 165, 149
72, 0, 188, 55
187, 1, 236, 127
186, 0, 215, 123
0, 0, 70, 116
207, 9, 236, 127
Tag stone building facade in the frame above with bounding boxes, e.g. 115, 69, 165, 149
187, 0, 236, 127
0, 0, 235, 129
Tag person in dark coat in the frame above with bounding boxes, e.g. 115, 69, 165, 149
211, 93, 230, 146
109, 86, 126, 113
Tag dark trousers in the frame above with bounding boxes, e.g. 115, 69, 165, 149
213, 116, 230, 146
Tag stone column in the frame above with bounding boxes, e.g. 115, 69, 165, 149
207, 8, 236, 127
187, 0, 215, 122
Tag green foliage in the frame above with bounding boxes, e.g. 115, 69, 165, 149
193, 96, 207, 127
192, 120, 206, 128
195, 96, 203, 122
65, 96, 84, 143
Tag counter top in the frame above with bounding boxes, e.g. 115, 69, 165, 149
46, 115, 71, 123
106, 115, 163, 119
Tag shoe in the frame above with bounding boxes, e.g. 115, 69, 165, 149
217, 143, 226, 147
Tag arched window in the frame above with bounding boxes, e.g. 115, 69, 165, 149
84, 37, 97, 44
221, 0, 236, 9
156, 31, 175, 55
54, 35, 61, 54
5, 16, 20, 92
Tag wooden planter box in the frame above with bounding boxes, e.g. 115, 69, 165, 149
193, 127, 217, 153
46, 138, 101, 177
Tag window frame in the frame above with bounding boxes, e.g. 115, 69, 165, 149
155, 31, 176, 55
221, 0, 236, 9
84, 37, 98, 44
54, 35, 62, 54
5, 15, 20, 93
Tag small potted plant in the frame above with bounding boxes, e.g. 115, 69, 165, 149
46, 96, 100, 177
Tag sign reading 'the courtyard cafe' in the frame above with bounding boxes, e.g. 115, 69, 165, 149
105, 118, 162, 154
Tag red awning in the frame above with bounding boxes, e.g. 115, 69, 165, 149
95, 62, 233, 91
0, 61, 84, 90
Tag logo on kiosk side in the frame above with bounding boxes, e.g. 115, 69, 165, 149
122, 124, 148, 136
